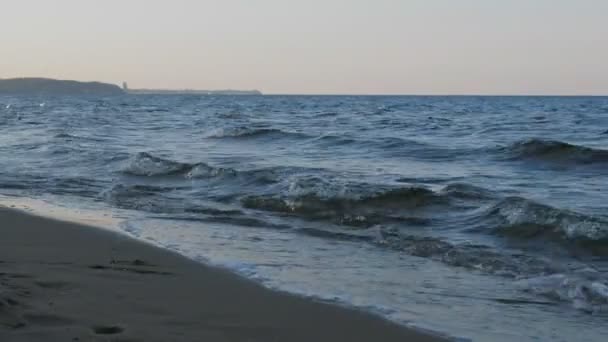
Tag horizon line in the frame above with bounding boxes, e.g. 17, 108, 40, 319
262, 93, 608, 97
3, 77, 607, 97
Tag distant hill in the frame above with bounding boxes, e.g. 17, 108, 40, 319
0, 78, 124, 96
128, 89, 262, 96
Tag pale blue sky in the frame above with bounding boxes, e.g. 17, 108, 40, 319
1, 0, 607, 94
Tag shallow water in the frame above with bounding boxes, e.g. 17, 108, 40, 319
1, 95, 607, 341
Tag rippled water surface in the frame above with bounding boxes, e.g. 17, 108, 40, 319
1, 95, 608, 341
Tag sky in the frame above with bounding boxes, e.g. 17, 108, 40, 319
1, 0, 607, 95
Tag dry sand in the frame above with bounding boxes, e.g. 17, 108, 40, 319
0, 206, 447, 341
0, 208, 448, 342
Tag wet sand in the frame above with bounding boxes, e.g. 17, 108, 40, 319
0, 207, 447, 341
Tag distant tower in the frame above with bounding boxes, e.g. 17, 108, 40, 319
122, 82, 128, 91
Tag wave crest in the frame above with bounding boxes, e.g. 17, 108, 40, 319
504, 139, 608, 164
479, 197, 608, 253
121, 152, 237, 179
295, 225, 558, 277
242, 185, 442, 227
517, 272, 608, 313
204, 127, 308, 140
376, 230, 558, 277
122, 152, 194, 177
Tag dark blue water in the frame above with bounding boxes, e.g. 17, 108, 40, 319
1, 95, 608, 341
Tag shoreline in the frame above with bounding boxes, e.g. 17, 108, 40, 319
0, 205, 449, 341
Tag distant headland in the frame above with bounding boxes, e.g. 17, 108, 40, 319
0, 78, 262, 96
0, 78, 124, 96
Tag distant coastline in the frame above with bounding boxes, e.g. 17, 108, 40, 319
0, 78, 262, 96
127, 88, 262, 96
0, 78, 124, 96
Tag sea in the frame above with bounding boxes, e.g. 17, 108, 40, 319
1, 94, 607, 341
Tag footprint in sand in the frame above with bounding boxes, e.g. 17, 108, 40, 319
89, 263, 173, 276
110, 259, 156, 267
92, 325, 124, 335
35, 280, 71, 290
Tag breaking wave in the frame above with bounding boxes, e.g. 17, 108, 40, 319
122, 152, 195, 177
476, 197, 608, 254
241, 185, 442, 227
517, 271, 608, 314
121, 152, 237, 179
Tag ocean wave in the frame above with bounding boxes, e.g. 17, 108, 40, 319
242, 185, 441, 211
203, 127, 309, 140
186, 163, 238, 179
439, 183, 496, 200
121, 152, 238, 179
54, 132, 78, 139
241, 183, 447, 227
0, 174, 102, 196
122, 152, 195, 177
294, 225, 559, 278
312, 134, 430, 152
103, 185, 288, 229
297, 227, 377, 241
53, 132, 105, 142
131, 106, 170, 113
503, 139, 608, 165
375, 229, 558, 278
242, 177, 608, 256
476, 197, 608, 254
101, 183, 182, 212
103, 184, 176, 201
207, 127, 433, 154
517, 272, 608, 313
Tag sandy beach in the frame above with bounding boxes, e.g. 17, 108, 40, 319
0, 206, 446, 342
